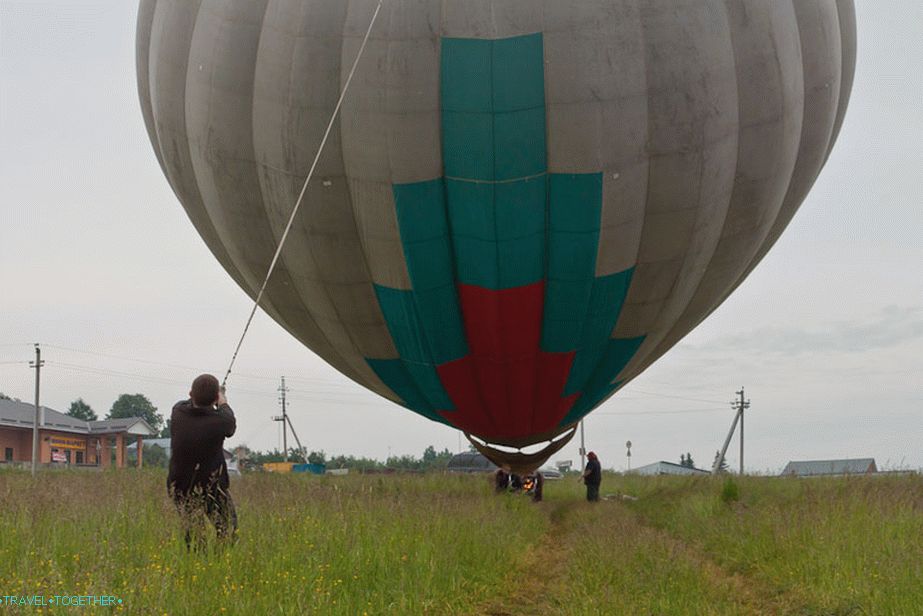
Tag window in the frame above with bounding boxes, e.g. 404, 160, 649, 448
75, 451, 83, 464
4, 448, 12, 462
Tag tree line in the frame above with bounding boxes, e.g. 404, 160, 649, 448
240, 445, 455, 473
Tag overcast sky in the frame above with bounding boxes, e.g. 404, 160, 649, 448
1, 1, 920, 472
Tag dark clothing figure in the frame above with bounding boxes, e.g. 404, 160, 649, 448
583, 452, 602, 502
174, 486, 238, 549
510, 474, 523, 492
531, 472, 544, 503
494, 469, 510, 493
167, 399, 237, 548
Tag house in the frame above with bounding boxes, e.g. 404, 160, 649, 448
0, 398, 155, 468
781, 458, 877, 477
630, 461, 711, 476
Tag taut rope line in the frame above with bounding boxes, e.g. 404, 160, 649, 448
222, 0, 385, 388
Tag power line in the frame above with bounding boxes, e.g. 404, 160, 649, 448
594, 407, 728, 416
42, 344, 279, 382
42, 360, 386, 409
622, 388, 728, 405
39, 343, 362, 391
44, 361, 273, 397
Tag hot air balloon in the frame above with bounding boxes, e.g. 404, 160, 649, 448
136, 0, 856, 473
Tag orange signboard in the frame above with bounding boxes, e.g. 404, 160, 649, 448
49, 436, 85, 450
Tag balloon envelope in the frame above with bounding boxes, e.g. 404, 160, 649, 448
137, 0, 855, 458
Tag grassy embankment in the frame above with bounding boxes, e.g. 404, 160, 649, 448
0, 469, 921, 615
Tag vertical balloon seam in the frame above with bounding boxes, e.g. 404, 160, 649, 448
823, 0, 857, 166
243, 0, 355, 373
287, 3, 397, 397
631, 0, 749, 382
182, 0, 269, 296
342, 5, 456, 422
259, 0, 398, 397
194, 0, 368, 388
146, 0, 253, 296
642, 2, 804, 371
660, 2, 738, 374
706, 0, 842, 327
136, 0, 163, 172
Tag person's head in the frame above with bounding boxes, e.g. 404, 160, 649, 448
190, 374, 220, 407
587, 451, 598, 461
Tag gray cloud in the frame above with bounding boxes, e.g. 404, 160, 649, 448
695, 305, 923, 356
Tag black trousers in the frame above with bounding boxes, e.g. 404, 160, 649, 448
173, 487, 238, 550
586, 482, 600, 502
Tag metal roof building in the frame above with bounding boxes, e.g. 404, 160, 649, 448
446, 452, 497, 474
630, 461, 711, 476
781, 458, 877, 477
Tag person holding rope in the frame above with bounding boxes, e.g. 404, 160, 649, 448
167, 374, 238, 550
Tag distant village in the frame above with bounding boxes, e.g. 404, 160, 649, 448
0, 396, 894, 479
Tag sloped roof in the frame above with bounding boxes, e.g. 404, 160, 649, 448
631, 461, 711, 476
447, 451, 497, 472
0, 398, 155, 436
781, 458, 877, 476
0, 398, 87, 434
87, 417, 156, 435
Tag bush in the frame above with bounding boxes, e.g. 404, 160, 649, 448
721, 477, 740, 504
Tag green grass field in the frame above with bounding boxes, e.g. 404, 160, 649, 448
0, 469, 920, 615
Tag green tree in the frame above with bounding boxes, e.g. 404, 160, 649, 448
67, 398, 98, 421
108, 393, 163, 434
160, 418, 171, 438
680, 453, 695, 469
712, 450, 729, 473
307, 450, 326, 465
140, 444, 169, 469
421, 445, 453, 471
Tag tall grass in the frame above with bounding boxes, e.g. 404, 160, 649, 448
611, 473, 923, 615
1, 469, 921, 615
0, 469, 545, 615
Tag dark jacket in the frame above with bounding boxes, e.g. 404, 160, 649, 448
585, 459, 602, 486
167, 399, 236, 498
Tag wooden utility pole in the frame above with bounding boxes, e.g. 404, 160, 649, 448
29, 344, 44, 477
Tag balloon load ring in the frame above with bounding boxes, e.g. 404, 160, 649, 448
466, 425, 577, 476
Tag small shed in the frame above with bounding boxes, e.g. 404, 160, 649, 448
630, 461, 710, 476
446, 451, 497, 473
781, 458, 877, 477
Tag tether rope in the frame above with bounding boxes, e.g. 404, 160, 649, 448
222, 0, 384, 388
